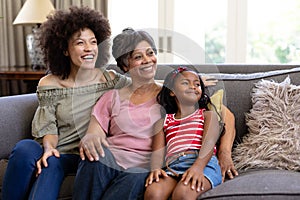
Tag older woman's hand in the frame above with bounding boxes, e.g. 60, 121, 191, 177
79, 116, 109, 161
156, 76, 218, 87
79, 132, 109, 161
201, 75, 218, 87
218, 150, 238, 182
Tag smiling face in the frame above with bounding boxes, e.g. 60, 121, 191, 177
171, 71, 202, 106
125, 40, 157, 82
65, 28, 98, 69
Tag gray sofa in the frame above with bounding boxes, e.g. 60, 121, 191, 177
1, 64, 300, 199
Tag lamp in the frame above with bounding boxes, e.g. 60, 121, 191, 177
13, 0, 55, 69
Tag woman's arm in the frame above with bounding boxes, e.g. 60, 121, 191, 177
218, 105, 238, 181
202, 74, 238, 181
34, 75, 61, 175
43, 134, 59, 153
36, 134, 59, 176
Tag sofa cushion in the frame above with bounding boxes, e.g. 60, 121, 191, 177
198, 169, 300, 199
232, 77, 300, 171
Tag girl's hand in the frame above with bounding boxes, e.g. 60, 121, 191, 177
145, 169, 168, 187
36, 148, 60, 176
181, 164, 205, 192
79, 133, 109, 161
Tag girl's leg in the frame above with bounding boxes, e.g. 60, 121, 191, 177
171, 177, 211, 200
144, 176, 178, 200
29, 154, 79, 200
2, 139, 43, 200
172, 156, 222, 200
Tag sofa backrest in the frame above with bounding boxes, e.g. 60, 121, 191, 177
1, 64, 300, 159
217, 69, 300, 145
149, 64, 300, 146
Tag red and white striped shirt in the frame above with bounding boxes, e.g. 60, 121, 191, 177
163, 109, 216, 160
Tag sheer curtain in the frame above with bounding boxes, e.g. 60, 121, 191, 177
0, 0, 107, 67
53, 0, 107, 16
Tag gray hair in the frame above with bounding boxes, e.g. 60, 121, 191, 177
112, 28, 157, 72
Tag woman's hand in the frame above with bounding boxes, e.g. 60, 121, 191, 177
79, 116, 109, 161
218, 150, 238, 182
156, 76, 218, 87
36, 148, 60, 176
36, 134, 59, 176
79, 132, 109, 161
202, 75, 218, 87
181, 164, 206, 192
145, 169, 168, 187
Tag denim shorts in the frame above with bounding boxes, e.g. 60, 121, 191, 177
165, 153, 222, 188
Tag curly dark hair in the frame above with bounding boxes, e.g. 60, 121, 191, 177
111, 28, 157, 72
157, 67, 210, 116
39, 6, 111, 79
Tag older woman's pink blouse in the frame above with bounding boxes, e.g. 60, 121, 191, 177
92, 89, 161, 169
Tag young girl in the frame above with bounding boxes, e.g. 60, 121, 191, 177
144, 67, 222, 200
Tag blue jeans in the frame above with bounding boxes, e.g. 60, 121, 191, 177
73, 147, 149, 200
166, 154, 222, 188
2, 139, 80, 200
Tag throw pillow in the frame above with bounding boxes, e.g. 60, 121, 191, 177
208, 89, 225, 136
232, 76, 300, 172
208, 89, 224, 121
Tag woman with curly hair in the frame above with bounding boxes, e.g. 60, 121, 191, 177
2, 6, 130, 200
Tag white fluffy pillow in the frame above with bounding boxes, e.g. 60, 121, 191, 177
232, 77, 300, 172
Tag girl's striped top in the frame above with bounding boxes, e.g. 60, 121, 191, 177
163, 108, 217, 160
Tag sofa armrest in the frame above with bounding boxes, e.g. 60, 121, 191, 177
0, 93, 38, 159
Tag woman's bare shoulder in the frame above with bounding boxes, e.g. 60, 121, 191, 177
106, 69, 120, 80
38, 74, 60, 87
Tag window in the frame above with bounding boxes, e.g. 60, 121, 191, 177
108, 0, 300, 64
247, 0, 300, 63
